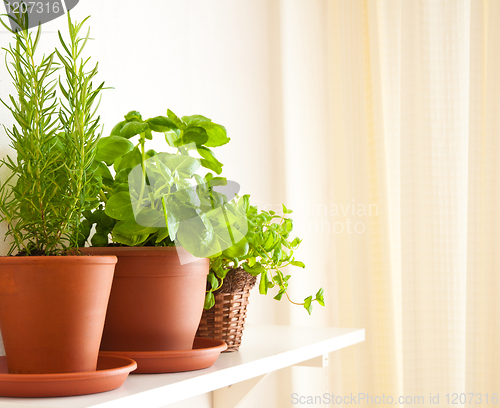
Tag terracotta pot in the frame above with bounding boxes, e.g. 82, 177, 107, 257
81, 247, 209, 351
0, 256, 117, 374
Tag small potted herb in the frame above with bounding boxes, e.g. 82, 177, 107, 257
198, 198, 325, 350
0, 13, 117, 374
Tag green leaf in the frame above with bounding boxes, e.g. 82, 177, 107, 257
105, 191, 133, 220
91, 232, 109, 247
208, 177, 227, 187
242, 195, 250, 212
198, 122, 230, 147
76, 220, 92, 246
146, 149, 157, 158
115, 168, 131, 183
113, 218, 159, 236
207, 272, 219, 290
95, 136, 134, 163
165, 130, 181, 147
83, 209, 101, 224
167, 109, 185, 129
94, 161, 113, 180
304, 296, 313, 315
182, 126, 209, 146
291, 260, 305, 268
112, 232, 149, 246
263, 232, 275, 251
182, 115, 212, 125
197, 146, 223, 174
316, 288, 325, 306
282, 204, 293, 214
135, 207, 165, 227
114, 182, 130, 193
159, 153, 200, 178
242, 263, 266, 276
259, 272, 269, 295
115, 146, 142, 172
100, 211, 115, 229
124, 111, 142, 121
175, 214, 220, 258
120, 121, 149, 138
147, 116, 177, 132
223, 238, 249, 259
110, 120, 127, 136
204, 291, 215, 309
274, 289, 286, 301
155, 228, 170, 243
284, 218, 293, 233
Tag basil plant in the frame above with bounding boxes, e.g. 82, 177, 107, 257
79, 110, 241, 251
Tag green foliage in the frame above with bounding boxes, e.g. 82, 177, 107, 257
82, 109, 323, 314
0, 12, 106, 255
80, 110, 230, 248
207, 198, 325, 315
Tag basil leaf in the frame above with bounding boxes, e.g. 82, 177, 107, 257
147, 116, 177, 132
198, 146, 223, 174
95, 136, 134, 163
198, 122, 230, 147
110, 120, 127, 136
167, 109, 185, 130
113, 218, 159, 236
115, 146, 142, 172
182, 126, 209, 146
120, 121, 149, 138
182, 114, 211, 125
124, 111, 142, 121
105, 191, 133, 220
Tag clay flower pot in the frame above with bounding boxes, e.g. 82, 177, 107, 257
0, 255, 117, 374
81, 247, 209, 351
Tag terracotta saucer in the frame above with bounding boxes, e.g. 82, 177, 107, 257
100, 337, 227, 374
0, 354, 137, 398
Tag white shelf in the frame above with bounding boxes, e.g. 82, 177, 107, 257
0, 325, 365, 408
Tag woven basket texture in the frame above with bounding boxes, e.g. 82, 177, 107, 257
196, 268, 256, 351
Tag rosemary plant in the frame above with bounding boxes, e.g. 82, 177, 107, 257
0, 12, 105, 255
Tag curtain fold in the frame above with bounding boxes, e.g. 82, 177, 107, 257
466, 0, 500, 396
325, 0, 399, 399
400, 0, 470, 397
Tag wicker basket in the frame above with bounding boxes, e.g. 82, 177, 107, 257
196, 268, 256, 351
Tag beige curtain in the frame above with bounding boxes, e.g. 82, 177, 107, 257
295, 0, 500, 406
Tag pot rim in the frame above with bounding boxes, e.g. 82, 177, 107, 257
0, 255, 117, 264
80, 246, 202, 258
79, 246, 209, 277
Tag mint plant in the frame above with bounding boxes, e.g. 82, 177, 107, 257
208, 199, 325, 314
0, 12, 105, 255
